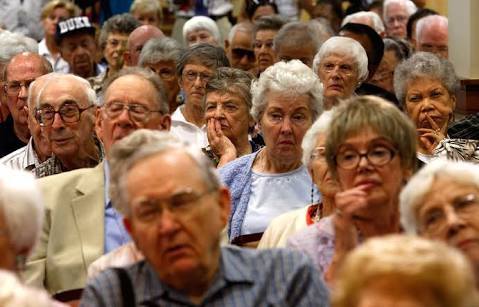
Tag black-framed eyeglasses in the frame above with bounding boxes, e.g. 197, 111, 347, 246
35, 104, 94, 127
182, 70, 212, 83
336, 145, 397, 170
103, 102, 163, 123
232, 48, 255, 60
4, 79, 36, 96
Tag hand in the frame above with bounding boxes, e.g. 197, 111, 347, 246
206, 118, 236, 160
417, 114, 445, 153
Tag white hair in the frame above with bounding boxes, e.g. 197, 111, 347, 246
312, 36, 369, 82
341, 11, 385, 34
0, 31, 38, 64
415, 14, 448, 42
182, 16, 221, 46
383, 0, 417, 20
251, 59, 323, 122
0, 166, 43, 256
400, 160, 479, 234
301, 110, 334, 166
227, 22, 252, 44
0, 270, 53, 307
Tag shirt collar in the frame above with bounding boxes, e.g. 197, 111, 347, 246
103, 160, 111, 207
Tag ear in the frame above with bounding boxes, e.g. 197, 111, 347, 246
217, 187, 231, 227
123, 51, 131, 67
94, 107, 104, 142
159, 114, 171, 131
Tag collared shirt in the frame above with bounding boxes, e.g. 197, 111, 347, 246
171, 107, 208, 148
88, 69, 108, 95
38, 39, 70, 73
80, 246, 330, 306
0, 137, 41, 170
103, 161, 131, 253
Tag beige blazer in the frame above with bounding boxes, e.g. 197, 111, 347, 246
23, 163, 105, 294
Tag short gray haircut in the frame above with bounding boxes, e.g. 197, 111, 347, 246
301, 110, 334, 167
100, 67, 168, 114
99, 13, 140, 50
312, 36, 369, 82
0, 31, 38, 64
182, 16, 221, 46
273, 21, 322, 55
227, 22, 253, 44
138, 37, 182, 66
176, 43, 230, 77
205, 67, 254, 110
393, 52, 458, 108
400, 160, 479, 234
109, 129, 221, 216
252, 15, 286, 37
415, 14, 448, 42
0, 166, 43, 256
251, 59, 323, 122
383, 0, 417, 20
341, 11, 385, 34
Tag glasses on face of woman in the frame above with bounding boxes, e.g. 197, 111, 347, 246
320, 62, 355, 76
336, 145, 397, 170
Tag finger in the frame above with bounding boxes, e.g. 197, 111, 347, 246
425, 114, 440, 131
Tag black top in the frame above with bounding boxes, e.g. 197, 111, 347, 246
0, 115, 26, 158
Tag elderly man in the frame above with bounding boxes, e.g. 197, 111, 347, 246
341, 11, 386, 36
383, 0, 417, 38
1, 74, 53, 170
415, 14, 448, 59
1, 52, 52, 157
80, 129, 329, 306
57, 16, 105, 78
24, 67, 171, 296
31, 73, 101, 177
225, 22, 255, 72
123, 24, 164, 67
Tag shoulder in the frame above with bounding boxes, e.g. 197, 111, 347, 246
287, 216, 334, 249
219, 152, 257, 178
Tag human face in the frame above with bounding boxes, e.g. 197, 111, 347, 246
179, 64, 213, 108
260, 91, 313, 163
145, 60, 180, 113
42, 7, 70, 37
104, 32, 129, 71
0, 211, 16, 271
416, 26, 448, 59
252, 5, 276, 21
276, 43, 316, 68
227, 30, 255, 71
404, 77, 455, 135
5, 55, 47, 128
186, 29, 217, 46
59, 32, 97, 78
124, 151, 230, 290
204, 90, 253, 145
335, 127, 410, 219
384, 2, 409, 38
310, 133, 339, 198
96, 74, 171, 156
254, 29, 277, 73
133, 11, 159, 28
318, 53, 360, 107
370, 50, 399, 93
38, 78, 95, 162
417, 178, 479, 268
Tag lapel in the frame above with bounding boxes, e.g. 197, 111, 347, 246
71, 162, 105, 270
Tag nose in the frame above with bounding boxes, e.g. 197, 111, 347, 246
18, 84, 28, 99
214, 105, 225, 119
445, 207, 466, 238
280, 116, 293, 134
157, 209, 180, 236
51, 112, 65, 129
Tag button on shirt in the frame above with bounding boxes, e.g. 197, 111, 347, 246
103, 161, 131, 253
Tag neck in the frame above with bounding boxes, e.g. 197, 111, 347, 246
232, 136, 252, 157
321, 196, 335, 217
356, 202, 400, 238
13, 122, 30, 143
256, 148, 302, 173
323, 97, 339, 110
182, 104, 205, 127
45, 35, 60, 56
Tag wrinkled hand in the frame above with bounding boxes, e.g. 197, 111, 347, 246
417, 114, 445, 153
207, 118, 237, 160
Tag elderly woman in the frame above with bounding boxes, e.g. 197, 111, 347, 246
394, 52, 479, 163
258, 110, 338, 248
313, 36, 369, 110
139, 37, 183, 114
203, 67, 260, 167
400, 159, 479, 288
220, 60, 323, 246
182, 16, 221, 47
253, 15, 286, 76
287, 96, 417, 284
129, 0, 162, 28
332, 235, 479, 307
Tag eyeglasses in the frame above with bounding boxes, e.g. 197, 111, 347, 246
320, 62, 355, 76
232, 48, 255, 60
132, 188, 215, 224
182, 70, 212, 83
419, 193, 479, 236
4, 79, 36, 96
336, 145, 397, 170
35, 104, 94, 127
148, 66, 176, 81
103, 102, 163, 123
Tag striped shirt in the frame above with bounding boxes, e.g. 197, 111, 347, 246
0, 137, 39, 170
80, 246, 330, 307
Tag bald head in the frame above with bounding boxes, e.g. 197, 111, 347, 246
416, 15, 448, 59
124, 25, 164, 66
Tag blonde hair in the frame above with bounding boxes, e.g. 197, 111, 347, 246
41, 0, 80, 20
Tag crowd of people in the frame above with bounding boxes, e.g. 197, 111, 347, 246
1, 0, 479, 306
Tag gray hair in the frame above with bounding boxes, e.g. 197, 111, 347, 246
273, 21, 322, 55
341, 11, 385, 34
325, 96, 417, 177
393, 52, 458, 108
205, 67, 254, 110
109, 129, 221, 216
182, 16, 221, 46
0, 166, 43, 257
0, 31, 38, 64
99, 13, 140, 50
251, 59, 323, 122
383, 0, 417, 20
176, 43, 230, 77
227, 22, 253, 44
312, 36, 369, 82
252, 15, 286, 37
415, 14, 448, 42
138, 37, 182, 66
100, 67, 168, 114
400, 160, 479, 235
301, 110, 334, 167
